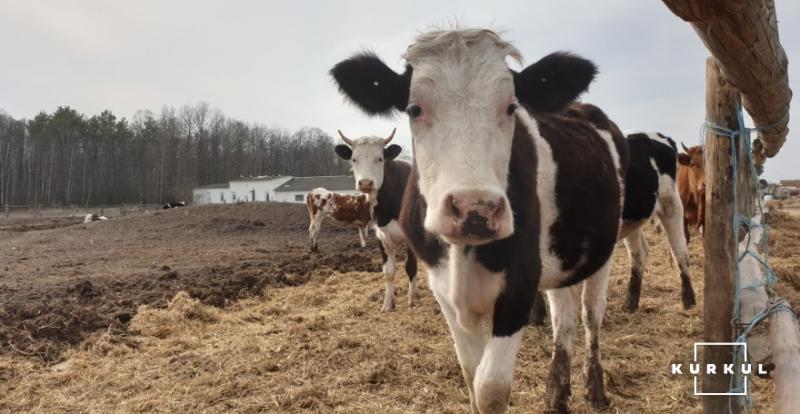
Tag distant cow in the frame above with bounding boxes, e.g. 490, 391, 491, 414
162, 201, 187, 209
333, 129, 418, 312
678, 144, 705, 243
306, 188, 372, 252
83, 213, 108, 223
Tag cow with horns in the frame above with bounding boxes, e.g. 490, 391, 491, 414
334, 129, 419, 312
306, 188, 372, 251
332, 28, 626, 413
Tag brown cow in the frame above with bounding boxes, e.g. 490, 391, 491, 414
306, 187, 372, 252
677, 144, 705, 243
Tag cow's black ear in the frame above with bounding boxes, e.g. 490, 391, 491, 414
330, 52, 411, 116
335, 145, 352, 160
384, 144, 402, 161
513, 52, 597, 113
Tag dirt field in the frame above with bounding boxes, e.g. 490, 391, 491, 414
1, 202, 798, 413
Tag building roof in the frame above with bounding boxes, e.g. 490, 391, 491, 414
229, 175, 289, 182
274, 176, 355, 193
195, 183, 229, 190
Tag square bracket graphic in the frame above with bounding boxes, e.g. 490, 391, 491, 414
692, 342, 748, 396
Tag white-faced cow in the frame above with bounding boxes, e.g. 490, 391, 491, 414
334, 129, 419, 312
332, 29, 626, 413
306, 187, 372, 251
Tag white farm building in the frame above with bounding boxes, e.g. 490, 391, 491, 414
192, 175, 357, 205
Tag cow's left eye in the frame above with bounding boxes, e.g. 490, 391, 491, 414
353, 158, 358, 163
506, 103, 518, 116
378, 158, 383, 162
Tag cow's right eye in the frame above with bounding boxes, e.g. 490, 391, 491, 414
406, 104, 422, 119
352, 158, 358, 163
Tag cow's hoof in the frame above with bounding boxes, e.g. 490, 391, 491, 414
382, 298, 396, 312
586, 390, 610, 410
408, 295, 420, 308
624, 299, 639, 313
476, 381, 511, 414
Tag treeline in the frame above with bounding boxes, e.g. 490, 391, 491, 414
0, 103, 350, 207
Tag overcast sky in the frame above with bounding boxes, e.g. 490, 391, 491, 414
1, 1, 797, 180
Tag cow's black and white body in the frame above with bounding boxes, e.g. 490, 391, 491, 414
529, 129, 697, 324
332, 29, 626, 413
619, 131, 695, 311
163, 201, 187, 209
334, 130, 418, 311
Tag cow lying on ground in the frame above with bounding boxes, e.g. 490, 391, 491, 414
332, 28, 625, 413
163, 201, 187, 209
334, 129, 418, 312
678, 144, 705, 243
83, 213, 108, 223
306, 188, 372, 251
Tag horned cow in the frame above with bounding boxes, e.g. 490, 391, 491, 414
333, 129, 419, 312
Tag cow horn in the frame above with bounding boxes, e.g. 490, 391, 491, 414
681, 142, 690, 152
384, 128, 396, 145
337, 130, 354, 146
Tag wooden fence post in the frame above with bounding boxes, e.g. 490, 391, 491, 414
702, 57, 744, 413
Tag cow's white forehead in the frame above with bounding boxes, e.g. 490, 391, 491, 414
404, 28, 522, 67
348, 136, 386, 148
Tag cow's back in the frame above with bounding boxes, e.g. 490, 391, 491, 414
622, 133, 678, 222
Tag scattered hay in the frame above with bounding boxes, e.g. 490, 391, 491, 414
2, 208, 799, 412
130, 291, 218, 338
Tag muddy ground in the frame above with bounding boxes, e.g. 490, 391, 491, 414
0, 203, 384, 362
0, 201, 798, 413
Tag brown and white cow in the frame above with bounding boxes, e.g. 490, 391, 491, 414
334, 129, 419, 312
306, 188, 372, 252
678, 144, 705, 243
332, 28, 626, 413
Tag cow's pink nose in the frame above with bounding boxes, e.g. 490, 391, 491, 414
445, 191, 506, 239
358, 179, 374, 192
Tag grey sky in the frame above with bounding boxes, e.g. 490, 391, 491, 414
1, 0, 797, 180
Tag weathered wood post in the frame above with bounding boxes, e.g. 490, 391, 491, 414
702, 57, 744, 413
769, 299, 800, 412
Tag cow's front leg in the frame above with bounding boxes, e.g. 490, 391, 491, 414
357, 225, 367, 248
378, 240, 397, 312
545, 286, 580, 414
473, 331, 523, 414
308, 216, 323, 252
623, 229, 647, 312
428, 263, 486, 413
405, 251, 419, 307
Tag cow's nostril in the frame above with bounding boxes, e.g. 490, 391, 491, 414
447, 194, 461, 219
